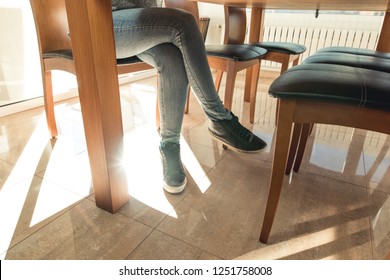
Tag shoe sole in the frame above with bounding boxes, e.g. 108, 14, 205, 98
208, 129, 267, 154
163, 177, 187, 194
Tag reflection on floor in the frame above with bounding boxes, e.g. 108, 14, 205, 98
0, 70, 389, 260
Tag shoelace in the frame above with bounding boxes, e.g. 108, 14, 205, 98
226, 115, 253, 142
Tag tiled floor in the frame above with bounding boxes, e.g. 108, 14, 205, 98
1, 70, 389, 260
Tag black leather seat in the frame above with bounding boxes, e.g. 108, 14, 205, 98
251, 41, 306, 56
43, 49, 145, 64
316, 46, 390, 59
269, 63, 390, 111
303, 50, 390, 73
206, 44, 267, 61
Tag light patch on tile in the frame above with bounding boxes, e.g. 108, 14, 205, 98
5, 199, 152, 259
123, 127, 178, 219
252, 218, 369, 260
0, 116, 51, 255
180, 135, 211, 193
38, 151, 93, 197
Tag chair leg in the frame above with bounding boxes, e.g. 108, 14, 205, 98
293, 123, 313, 173
184, 85, 190, 114
222, 68, 237, 110
292, 56, 300, 67
260, 99, 295, 243
214, 70, 224, 93
244, 66, 253, 102
285, 123, 303, 175
43, 71, 58, 138
280, 56, 291, 74
249, 63, 260, 123
275, 99, 281, 126
386, 249, 390, 260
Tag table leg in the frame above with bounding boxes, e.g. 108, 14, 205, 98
65, 0, 129, 213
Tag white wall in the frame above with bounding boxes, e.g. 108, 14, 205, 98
198, 3, 225, 44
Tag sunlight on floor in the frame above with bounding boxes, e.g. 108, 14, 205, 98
0, 115, 49, 255
248, 218, 368, 260
180, 135, 211, 193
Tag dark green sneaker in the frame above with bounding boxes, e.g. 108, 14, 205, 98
208, 112, 267, 153
159, 142, 187, 194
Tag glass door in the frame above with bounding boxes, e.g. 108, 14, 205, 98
0, 0, 78, 116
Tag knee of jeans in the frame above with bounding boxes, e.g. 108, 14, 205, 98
168, 9, 198, 32
149, 44, 185, 71
139, 43, 185, 76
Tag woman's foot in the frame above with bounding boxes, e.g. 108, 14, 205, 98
159, 142, 187, 194
208, 112, 267, 153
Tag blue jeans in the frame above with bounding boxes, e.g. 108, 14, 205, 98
112, 7, 231, 145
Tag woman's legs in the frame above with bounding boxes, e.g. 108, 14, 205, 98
113, 8, 230, 121
113, 7, 267, 193
136, 43, 189, 193
137, 43, 188, 145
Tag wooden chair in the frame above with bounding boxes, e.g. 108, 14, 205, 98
260, 61, 390, 243
285, 47, 390, 176
164, 0, 267, 120
222, 6, 306, 123
30, 0, 155, 138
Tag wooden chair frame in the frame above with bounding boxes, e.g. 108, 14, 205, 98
260, 98, 390, 243
30, 0, 154, 138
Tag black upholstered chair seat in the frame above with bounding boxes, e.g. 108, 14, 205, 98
269, 63, 390, 112
303, 52, 390, 73
316, 46, 390, 59
43, 49, 144, 64
42, 49, 73, 60
206, 44, 267, 61
250, 42, 306, 55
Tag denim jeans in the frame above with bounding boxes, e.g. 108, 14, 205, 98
112, 8, 231, 145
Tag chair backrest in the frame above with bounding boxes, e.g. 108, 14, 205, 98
165, 0, 246, 45
223, 6, 247, 44
164, 0, 200, 23
29, 0, 72, 55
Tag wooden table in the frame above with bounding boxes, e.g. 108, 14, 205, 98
197, 0, 390, 51
63, 0, 390, 214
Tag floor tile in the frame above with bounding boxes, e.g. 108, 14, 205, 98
254, 172, 372, 259
369, 189, 390, 259
126, 230, 218, 260
5, 199, 152, 260
118, 133, 226, 228
156, 152, 271, 259
295, 125, 367, 186
0, 175, 85, 255
364, 133, 390, 195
